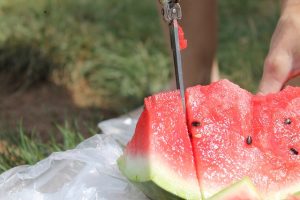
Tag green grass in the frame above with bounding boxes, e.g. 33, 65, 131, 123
0, 0, 280, 172
0, 122, 91, 172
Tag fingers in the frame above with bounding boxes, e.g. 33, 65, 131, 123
258, 52, 292, 94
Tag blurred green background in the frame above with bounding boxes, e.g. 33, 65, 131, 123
0, 0, 280, 171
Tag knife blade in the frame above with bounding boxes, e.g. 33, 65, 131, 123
169, 19, 186, 111
160, 0, 186, 111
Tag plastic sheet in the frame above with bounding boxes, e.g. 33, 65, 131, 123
0, 116, 148, 200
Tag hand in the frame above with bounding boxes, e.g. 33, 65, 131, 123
259, 1, 300, 94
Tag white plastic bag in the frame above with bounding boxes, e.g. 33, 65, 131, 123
0, 116, 148, 200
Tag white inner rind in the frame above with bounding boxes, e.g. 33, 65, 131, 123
118, 154, 201, 200
207, 178, 261, 200
270, 183, 300, 200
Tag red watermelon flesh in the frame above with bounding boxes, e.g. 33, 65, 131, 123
252, 88, 300, 197
186, 80, 300, 199
118, 91, 201, 199
253, 88, 300, 157
178, 24, 187, 50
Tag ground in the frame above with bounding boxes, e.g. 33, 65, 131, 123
0, 81, 116, 137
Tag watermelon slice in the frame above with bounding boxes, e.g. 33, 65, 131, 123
117, 91, 201, 199
118, 79, 300, 200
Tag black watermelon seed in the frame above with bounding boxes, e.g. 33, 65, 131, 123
290, 148, 299, 155
191, 121, 201, 127
246, 136, 252, 145
284, 118, 292, 125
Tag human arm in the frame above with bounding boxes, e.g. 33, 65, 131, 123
259, 0, 300, 93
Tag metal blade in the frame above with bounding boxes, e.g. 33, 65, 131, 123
169, 19, 186, 111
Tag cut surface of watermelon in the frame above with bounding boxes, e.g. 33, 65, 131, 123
117, 91, 201, 199
119, 79, 300, 200
187, 80, 300, 199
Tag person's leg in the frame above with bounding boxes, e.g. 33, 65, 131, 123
181, 0, 218, 87
161, 0, 218, 88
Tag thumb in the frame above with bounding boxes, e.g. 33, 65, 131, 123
258, 53, 292, 94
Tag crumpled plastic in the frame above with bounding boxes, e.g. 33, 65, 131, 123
0, 116, 149, 200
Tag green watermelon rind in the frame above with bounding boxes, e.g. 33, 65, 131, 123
207, 178, 262, 200
118, 155, 201, 200
129, 180, 184, 200
294, 191, 300, 196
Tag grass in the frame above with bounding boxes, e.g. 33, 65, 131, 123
0, 0, 280, 172
0, 122, 91, 172
0, 0, 170, 111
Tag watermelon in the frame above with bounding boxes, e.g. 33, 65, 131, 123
178, 24, 187, 50
118, 79, 300, 200
117, 91, 201, 199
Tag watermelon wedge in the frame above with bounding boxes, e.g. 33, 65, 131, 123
118, 79, 300, 200
117, 91, 201, 199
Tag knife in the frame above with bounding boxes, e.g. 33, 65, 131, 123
160, 0, 186, 111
